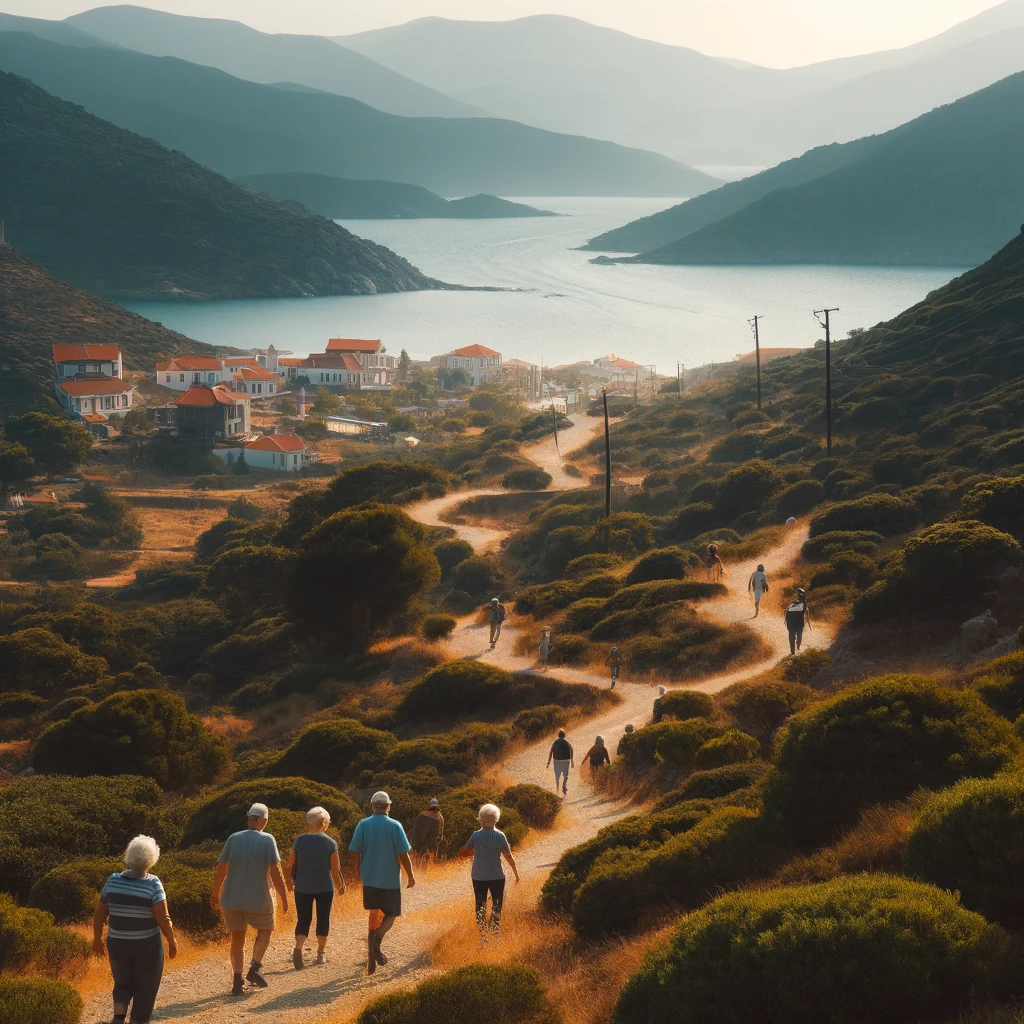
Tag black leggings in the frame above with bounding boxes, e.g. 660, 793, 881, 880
294, 890, 334, 938
107, 935, 164, 1023
788, 626, 804, 655
472, 878, 506, 929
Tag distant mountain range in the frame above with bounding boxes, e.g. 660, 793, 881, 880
0, 71, 442, 300
591, 71, 1024, 268
0, 30, 717, 198
237, 173, 557, 219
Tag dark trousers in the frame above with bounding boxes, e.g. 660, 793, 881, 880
107, 935, 164, 1023
294, 890, 334, 937
789, 626, 804, 655
472, 878, 506, 930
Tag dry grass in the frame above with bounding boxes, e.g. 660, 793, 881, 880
134, 505, 228, 552
202, 714, 254, 742
718, 525, 787, 563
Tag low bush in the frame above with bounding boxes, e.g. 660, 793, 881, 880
904, 773, 1024, 928
775, 479, 825, 519
693, 728, 760, 769
449, 555, 507, 602
959, 474, 1024, 541
0, 893, 88, 974
781, 648, 834, 684
652, 762, 771, 806
546, 633, 593, 666
0, 977, 83, 1024
801, 530, 883, 562
714, 460, 784, 521
765, 674, 1021, 845
614, 875, 1015, 1024
561, 598, 611, 633
28, 857, 112, 924
808, 551, 877, 589
434, 539, 474, 580
719, 680, 817, 742
501, 784, 561, 829
513, 705, 567, 739
358, 964, 556, 1024
381, 723, 512, 780
666, 502, 717, 540
657, 690, 716, 722
654, 719, 724, 768
271, 721, 397, 787
623, 547, 690, 585
421, 615, 458, 641
502, 467, 553, 491
0, 627, 107, 695
809, 494, 918, 538
971, 651, 1024, 720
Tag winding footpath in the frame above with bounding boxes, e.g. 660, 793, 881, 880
87, 421, 831, 1024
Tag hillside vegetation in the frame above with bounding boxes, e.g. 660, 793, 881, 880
0, 70, 441, 300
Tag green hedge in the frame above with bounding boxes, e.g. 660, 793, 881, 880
358, 964, 556, 1024
272, 719, 397, 785
614, 875, 1015, 1024
904, 774, 1024, 928
765, 675, 1020, 845
0, 976, 83, 1024
0, 893, 88, 974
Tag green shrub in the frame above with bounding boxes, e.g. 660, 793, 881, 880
561, 598, 610, 633
809, 494, 918, 538
183, 777, 362, 847
429, 786, 527, 856
657, 690, 716, 722
434, 538, 474, 580
614, 875, 1015, 1024
654, 719, 723, 768
694, 729, 760, 769
502, 467, 553, 491
421, 615, 458, 641
501, 784, 561, 829
564, 553, 623, 578
904, 773, 1024, 927
575, 573, 620, 599
381, 723, 512, 779
972, 651, 1024, 719
33, 690, 229, 790
0, 893, 88, 974
0, 627, 107, 694
0, 691, 46, 718
272, 720, 397, 786
959, 475, 1024, 541
514, 580, 579, 618
513, 705, 567, 739
617, 721, 684, 770
0, 976, 83, 1024
801, 530, 883, 562
765, 674, 1021, 844
449, 554, 507, 601
358, 964, 556, 1024
28, 857, 113, 924
714, 460, 784, 521
808, 551, 876, 589
624, 547, 690, 585
781, 648, 834, 684
667, 502, 716, 540
652, 762, 771, 806
775, 479, 825, 519
547, 634, 592, 666
719, 681, 816, 742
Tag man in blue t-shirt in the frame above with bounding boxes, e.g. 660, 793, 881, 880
349, 791, 415, 976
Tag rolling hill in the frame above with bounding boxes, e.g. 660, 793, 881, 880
0, 244, 215, 416
0, 31, 719, 198
0, 71, 443, 300
237, 173, 556, 219
626, 71, 1024, 268
66, 4, 481, 119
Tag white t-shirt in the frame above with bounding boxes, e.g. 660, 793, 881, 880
749, 570, 768, 593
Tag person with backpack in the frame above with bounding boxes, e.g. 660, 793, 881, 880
538, 627, 552, 670
605, 647, 621, 688
545, 730, 574, 796
785, 588, 810, 655
748, 564, 769, 617
489, 598, 507, 647
582, 735, 611, 781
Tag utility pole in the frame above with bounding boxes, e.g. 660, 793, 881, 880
677, 362, 682, 399
602, 389, 612, 552
814, 307, 839, 454
749, 315, 763, 410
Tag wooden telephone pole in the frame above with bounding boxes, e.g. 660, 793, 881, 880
749, 315, 763, 409
602, 390, 612, 552
814, 308, 839, 454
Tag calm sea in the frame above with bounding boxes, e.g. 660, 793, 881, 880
124, 197, 967, 370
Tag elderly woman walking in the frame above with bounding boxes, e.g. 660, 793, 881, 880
459, 803, 519, 936
92, 836, 177, 1024
287, 806, 346, 969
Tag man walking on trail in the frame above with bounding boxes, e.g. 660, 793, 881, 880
211, 803, 289, 996
546, 730, 574, 796
489, 598, 507, 647
748, 563, 769, 617
785, 588, 810, 655
408, 798, 444, 868
349, 792, 416, 976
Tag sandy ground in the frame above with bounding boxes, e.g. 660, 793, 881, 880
83, 420, 831, 1024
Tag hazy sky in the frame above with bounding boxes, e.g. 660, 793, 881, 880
4, 0, 1005, 67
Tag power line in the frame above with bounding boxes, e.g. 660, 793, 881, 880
814, 307, 839, 455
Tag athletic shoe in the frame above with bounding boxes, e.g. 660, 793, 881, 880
246, 964, 268, 988
292, 948, 303, 969
231, 974, 244, 996
315, 951, 326, 965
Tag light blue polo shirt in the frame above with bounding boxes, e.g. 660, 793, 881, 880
348, 813, 412, 890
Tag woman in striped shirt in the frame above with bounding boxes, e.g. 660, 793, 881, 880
92, 835, 177, 1024
459, 804, 519, 934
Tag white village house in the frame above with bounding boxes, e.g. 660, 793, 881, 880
53, 344, 134, 435
156, 355, 279, 396
212, 433, 313, 472
432, 344, 503, 386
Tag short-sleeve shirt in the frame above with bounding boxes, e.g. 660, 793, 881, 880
464, 828, 511, 881
750, 571, 768, 593
100, 872, 166, 941
218, 829, 281, 914
292, 832, 338, 894
348, 814, 411, 890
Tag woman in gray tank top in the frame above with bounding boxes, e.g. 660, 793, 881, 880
286, 807, 345, 968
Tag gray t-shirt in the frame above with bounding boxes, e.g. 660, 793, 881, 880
465, 827, 511, 881
218, 829, 281, 914
292, 832, 338, 894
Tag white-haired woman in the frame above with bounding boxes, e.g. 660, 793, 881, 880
652, 685, 668, 723
92, 835, 176, 1024
287, 806, 345, 969
458, 804, 519, 934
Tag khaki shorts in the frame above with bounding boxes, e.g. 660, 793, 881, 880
222, 908, 276, 933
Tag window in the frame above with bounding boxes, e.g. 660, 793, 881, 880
165, 374, 171, 383
180, 374, 185, 383
208, 372, 215, 383
78, 364, 85, 373
112, 363, 118, 376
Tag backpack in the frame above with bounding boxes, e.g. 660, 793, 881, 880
498, 603, 507, 622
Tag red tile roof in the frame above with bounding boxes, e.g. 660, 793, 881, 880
223, 356, 263, 369
278, 357, 305, 367
81, 413, 109, 423
156, 356, 223, 372
174, 384, 247, 407
53, 344, 120, 362
451, 344, 500, 358
233, 366, 278, 380
326, 338, 383, 353
301, 354, 363, 373
246, 434, 307, 453
58, 378, 133, 397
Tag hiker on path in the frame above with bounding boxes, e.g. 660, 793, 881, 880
785, 588, 811, 656
605, 646, 621, 688
706, 543, 724, 582
652, 685, 668, 723
210, 803, 289, 995
546, 729, 574, 795
538, 627, 552, 671
287, 806, 345, 970
489, 597, 507, 647
582, 735, 611, 780
348, 791, 416, 976
408, 798, 445, 868
459, 803, 519, 936
92, 835, 176, 1024
748, 563, 770, 617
